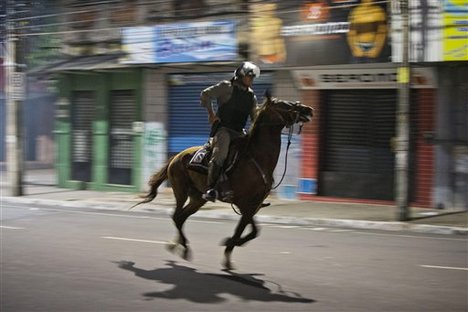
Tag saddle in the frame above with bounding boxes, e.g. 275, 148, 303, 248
187, 137, 246, 175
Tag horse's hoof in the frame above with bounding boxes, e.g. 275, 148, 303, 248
221, 237, 233, 247
166, 241, 178, 253
166, 241, 193, 261
182, 248, 193, 261
223, 259, 236, 271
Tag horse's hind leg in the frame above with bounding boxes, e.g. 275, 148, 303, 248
168, 192, 206, 261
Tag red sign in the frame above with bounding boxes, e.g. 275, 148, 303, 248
301, 2, 330, 22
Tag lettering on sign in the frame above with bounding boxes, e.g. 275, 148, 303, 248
293, 68, 436, 89
320, 73, 397, 83
10, 72, 26, 100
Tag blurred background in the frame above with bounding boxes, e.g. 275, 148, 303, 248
0, 0, 466, 210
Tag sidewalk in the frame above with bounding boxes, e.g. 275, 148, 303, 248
1, 168, 467, 235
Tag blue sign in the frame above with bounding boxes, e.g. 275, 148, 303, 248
298, 178, 317, 195
122, 26, 156, 64
154, 20, 237, 63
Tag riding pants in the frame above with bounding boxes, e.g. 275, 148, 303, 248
211, 127, 241, 167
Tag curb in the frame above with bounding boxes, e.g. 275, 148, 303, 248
2, 196, 467, 236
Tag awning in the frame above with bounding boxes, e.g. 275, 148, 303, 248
28, 52, 131, 77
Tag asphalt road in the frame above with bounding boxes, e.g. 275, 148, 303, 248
1, 203, 467, 312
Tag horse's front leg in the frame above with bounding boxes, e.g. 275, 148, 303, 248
235, 217, 259, 247
222, 213, 253, 270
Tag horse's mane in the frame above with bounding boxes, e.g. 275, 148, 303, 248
247, 97, 273, 139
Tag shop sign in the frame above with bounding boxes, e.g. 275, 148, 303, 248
154, 20, 236, 63
122, 20, 237, 64
250, 1, 390, 67
292, 68, 436, 89
392, 0, 468, 62
122, 26, 156, 64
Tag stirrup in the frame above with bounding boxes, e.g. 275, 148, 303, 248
202, 189, 218, 202
220, 190, 234, 202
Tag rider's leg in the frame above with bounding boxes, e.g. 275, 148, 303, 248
203, 160, 222, 201
203, 128, 230, 202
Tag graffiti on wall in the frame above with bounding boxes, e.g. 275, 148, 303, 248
142, 122, 167, 190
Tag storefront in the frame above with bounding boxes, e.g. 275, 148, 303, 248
54, 63, 144, 191
292, 66, 437, 206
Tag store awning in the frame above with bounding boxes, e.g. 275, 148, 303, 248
29, 52, 131, 77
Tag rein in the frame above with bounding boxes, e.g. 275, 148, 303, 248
271, 124, 294, 190
231, 102, 305, 214
253, 104, 304, 191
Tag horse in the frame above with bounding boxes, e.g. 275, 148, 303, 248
133, 93, 313, 270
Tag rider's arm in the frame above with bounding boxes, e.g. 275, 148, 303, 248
200, 81, 232, 124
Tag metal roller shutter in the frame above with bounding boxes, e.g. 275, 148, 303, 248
108, 90, 135, 185
71, 91, 95, 182
0, 99, 5, 161
168, 73, 272, 154
321, 90, 397, 200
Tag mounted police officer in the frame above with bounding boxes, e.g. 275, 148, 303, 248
200, 62, 260, 202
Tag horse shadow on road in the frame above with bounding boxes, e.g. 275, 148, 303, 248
114, 260, 315, 304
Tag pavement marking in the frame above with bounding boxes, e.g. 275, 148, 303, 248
3, 204, 223, 224
420, 265, 468, 271
295, 227, 354, 233
354, 231, 467, 241
277, 225, 299, 229
63, 210, 222, 224
102, 236, 168, 245
0, 225, 24, 230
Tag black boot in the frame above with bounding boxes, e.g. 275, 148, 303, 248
203, 161, 222, 202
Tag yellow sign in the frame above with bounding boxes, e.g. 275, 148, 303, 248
397, 67, 409, 84
443, 0, 468, 61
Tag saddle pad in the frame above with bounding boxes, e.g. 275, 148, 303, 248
187, 146, 211, 174
187, 145, 240, 175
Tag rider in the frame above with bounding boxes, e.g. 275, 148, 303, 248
200, 61, 260, 202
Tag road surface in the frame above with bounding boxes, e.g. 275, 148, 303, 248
1, 203, 467, 311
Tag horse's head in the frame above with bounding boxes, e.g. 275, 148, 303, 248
257, 92, 314, 128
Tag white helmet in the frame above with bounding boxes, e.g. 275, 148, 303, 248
234, 61, 260, 78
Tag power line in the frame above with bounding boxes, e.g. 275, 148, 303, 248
7, 0, 395, 35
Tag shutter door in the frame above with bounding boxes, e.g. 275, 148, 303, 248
108, 90, 135, 185
168, 73, 272, 154
71, 91, 95, 182
0, 99, 5, 161
321, 90, 397, 200
168, 81, 211, 154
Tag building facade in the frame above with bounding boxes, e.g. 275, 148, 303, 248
40, 0, 466, 209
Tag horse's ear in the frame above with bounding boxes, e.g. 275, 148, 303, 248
264, 89, 272, 101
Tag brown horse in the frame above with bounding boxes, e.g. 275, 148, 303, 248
133, 94, 313, 269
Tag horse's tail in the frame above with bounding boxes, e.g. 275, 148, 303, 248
130, 155, 175, 209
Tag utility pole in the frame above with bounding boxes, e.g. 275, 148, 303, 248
396, 0, 410, 221
5, 1, 25, 196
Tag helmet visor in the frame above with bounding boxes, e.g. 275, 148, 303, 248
243, 62, 260, 78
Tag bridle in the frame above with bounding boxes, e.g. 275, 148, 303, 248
260, 100, 304, 129
252, 100, 306, 191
